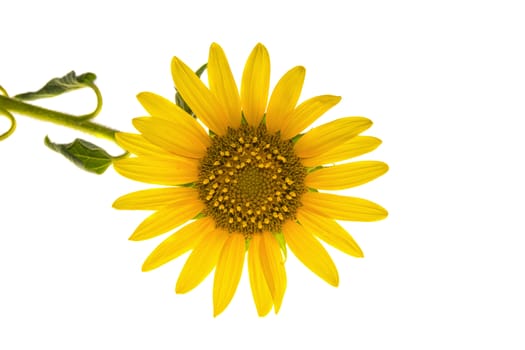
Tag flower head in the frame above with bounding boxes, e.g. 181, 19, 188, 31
113, 43, 388, 316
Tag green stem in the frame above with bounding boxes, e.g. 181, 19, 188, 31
76, 82, 103, 121
0, 95, 119, 141
0, 108, 16, 141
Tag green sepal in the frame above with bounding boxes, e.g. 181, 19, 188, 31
290, 133, 304, 143
273, 232, 287, 261
191, 212, 207, 220
44, 136, 113, 174
245, 235, 252, 251
14, 71, 97, 101
178, 182, 197, 188
307, 165, 324, 173
175, 63, 207, 117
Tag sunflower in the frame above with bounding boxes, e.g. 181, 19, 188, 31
113, 43, 388, 317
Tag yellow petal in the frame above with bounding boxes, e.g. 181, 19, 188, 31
129, 198, 204, 241
137, 92, 211, 140
176, 228, 229, 294
301, 136, 382, 167
208, 43, 241, 129
137, 91, 193, 122
142, 217, 215, 271
241, 43, 270, 126
301, 192, 388, 222
283, 221, 339, 286
297, 208, 363, 257
171, 56, 229, 135
113, 156, 198, 186
305, 161, 389, 190
280, 95, 341, 140
265, 66, 305, 134
213, 234, 246, 317
132, 117, 209, 159
248, 234, 273, 316
115, 132, 174, 158
294, 117, 372, 158
259, 232, 286, 313
113, 187, 199, 210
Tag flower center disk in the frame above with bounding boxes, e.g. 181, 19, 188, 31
197, 124, 306, 235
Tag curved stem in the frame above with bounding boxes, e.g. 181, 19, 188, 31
0, 95, 119, 141
0, 108, 16, 141
76, 82, 103, 121
0, 86, 17, 140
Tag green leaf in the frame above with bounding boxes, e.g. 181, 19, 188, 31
175, 63, 207, 117
44, 136, 113, 174
273, 232, 287, 261
14, 71, 97, 101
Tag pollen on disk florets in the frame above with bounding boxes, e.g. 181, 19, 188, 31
197, 124, 306, 235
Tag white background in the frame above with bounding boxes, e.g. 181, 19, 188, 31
1, 0, 524, 349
